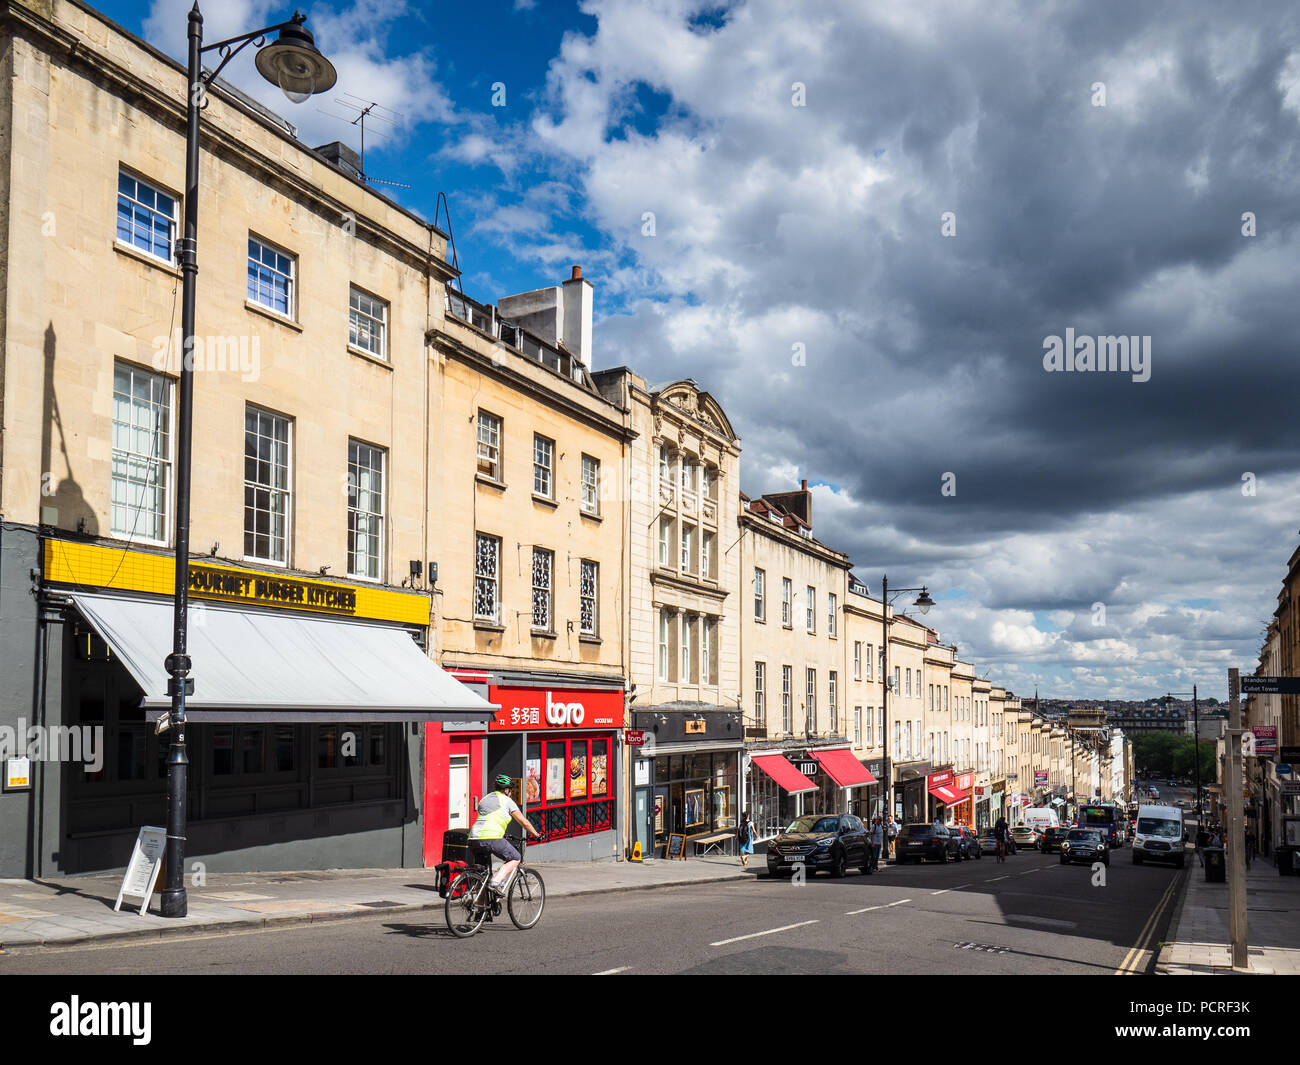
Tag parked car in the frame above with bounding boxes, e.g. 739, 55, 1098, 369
951, 825, 982, 860
894, 823, 962, 863
1060, 828, 1110, 866
1039, 826, 1071, 853
1011, 824, 1040, 848
765, 813, 871, 878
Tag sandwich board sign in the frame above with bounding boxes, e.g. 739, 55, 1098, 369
114, 826, 167, 915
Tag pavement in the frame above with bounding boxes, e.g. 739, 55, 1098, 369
0, 852, 763, 953
1156, 848, 1300, 975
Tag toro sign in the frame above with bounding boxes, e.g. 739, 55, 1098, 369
488, 685, 625, 731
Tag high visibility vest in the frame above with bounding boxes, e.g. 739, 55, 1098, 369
469, 791, 513, 840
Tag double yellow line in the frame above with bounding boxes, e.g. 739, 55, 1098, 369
1116, 875, 1179, 975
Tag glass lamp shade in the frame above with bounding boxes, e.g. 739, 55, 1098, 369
914, 590, 934, 614
255, 21, 337, 103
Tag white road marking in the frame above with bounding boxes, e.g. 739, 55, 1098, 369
1019, 868, 1041, 875
593, 966, 630, 975
986, 875, 1010, 882
846, 898, 911, 915
710, 919, 819, 947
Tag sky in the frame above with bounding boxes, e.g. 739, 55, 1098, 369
100, 0, 1300, 701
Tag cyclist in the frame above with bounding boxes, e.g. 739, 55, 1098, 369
468, 774, 540, 897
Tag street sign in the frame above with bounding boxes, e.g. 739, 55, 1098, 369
1240, 676, 1300, 695
626, 729, 646, 746
1276, 764, 1293, 776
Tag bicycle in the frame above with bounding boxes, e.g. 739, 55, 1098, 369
444, 835, 546, 938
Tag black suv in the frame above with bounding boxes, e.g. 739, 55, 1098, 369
766, 813, 871, 877
894, 823, 962, 864
951, 825, 982, 860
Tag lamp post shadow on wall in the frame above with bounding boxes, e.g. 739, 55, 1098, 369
157, 4, 336, 919
879, 576, 934, 836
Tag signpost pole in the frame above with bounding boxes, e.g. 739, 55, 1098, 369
1227, 669, 1249, 970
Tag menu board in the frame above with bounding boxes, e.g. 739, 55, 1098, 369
546, 753, 566, 801
591, 753, 607, 797
570, 751, 588, 799
667, 833, 686, 860
525, 757, 541, 804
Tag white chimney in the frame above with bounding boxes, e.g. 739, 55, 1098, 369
497, 265, 594, 368
561, 265, 593, 367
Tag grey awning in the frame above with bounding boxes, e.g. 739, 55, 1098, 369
69, 592, 499, 723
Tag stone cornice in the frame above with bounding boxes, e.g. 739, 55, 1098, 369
429, 326, 635, 443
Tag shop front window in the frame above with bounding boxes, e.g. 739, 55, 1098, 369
525, 734, 615, 844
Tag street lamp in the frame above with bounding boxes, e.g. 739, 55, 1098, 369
159, 4, 335, 920
879, 575, 935, 841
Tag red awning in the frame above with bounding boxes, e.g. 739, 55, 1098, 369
751, 755, 817, 794
812, 748, 877, 788
929, 783, 970, 804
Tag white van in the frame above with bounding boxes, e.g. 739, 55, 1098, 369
1018, 807, 1061, 835
1131, 804, 1185, 867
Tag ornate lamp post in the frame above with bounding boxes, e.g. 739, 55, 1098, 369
879, 576, 934, 846
159, 5, 336, 919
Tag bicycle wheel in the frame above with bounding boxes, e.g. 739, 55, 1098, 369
507, 868, 546, 930
445, 872, 489, 938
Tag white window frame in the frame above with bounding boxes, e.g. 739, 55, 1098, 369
754, 568, 766, 621
658, 610, 670, 681
116, 170, 178, 264
781, 578, 792, 626
347, 438, 385, 581
681, 523, 695, 574
680, 613, 694, 682
829, 671, 838, 734
532, 435, 555, 498
580, 454, 600, 515
348, 286, 388, 360
111, 361, 174, 545
828, 592, 837, 636
755, 661, 767, 727
243, 404, 292, 565
476, 411, 502, 480
854, 642, 862, 681
806, 586, 816, 633
782, 665, 792, 734
806, 668, 816, 733
247, 234, 296, 318
659, 517, 673, 567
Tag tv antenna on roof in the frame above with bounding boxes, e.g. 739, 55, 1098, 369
317, 93, 409, 186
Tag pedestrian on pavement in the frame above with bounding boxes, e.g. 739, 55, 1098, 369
1246, 831, 1256, 869
887, 816, 899, 862
736, 811, 754, 868
869, 817, 884, 873
1195, 825, 1210, 866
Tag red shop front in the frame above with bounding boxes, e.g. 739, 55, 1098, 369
424, 677, 624, 864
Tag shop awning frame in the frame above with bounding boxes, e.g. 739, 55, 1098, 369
69, 592, 499, 722
928, 783, 970, 804
751, 754, 817, 794
811, 747, 877, 788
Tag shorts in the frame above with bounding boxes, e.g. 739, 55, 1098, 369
469, 838, 521, 865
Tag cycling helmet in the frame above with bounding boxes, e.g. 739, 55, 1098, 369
494, 774, 513, 789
